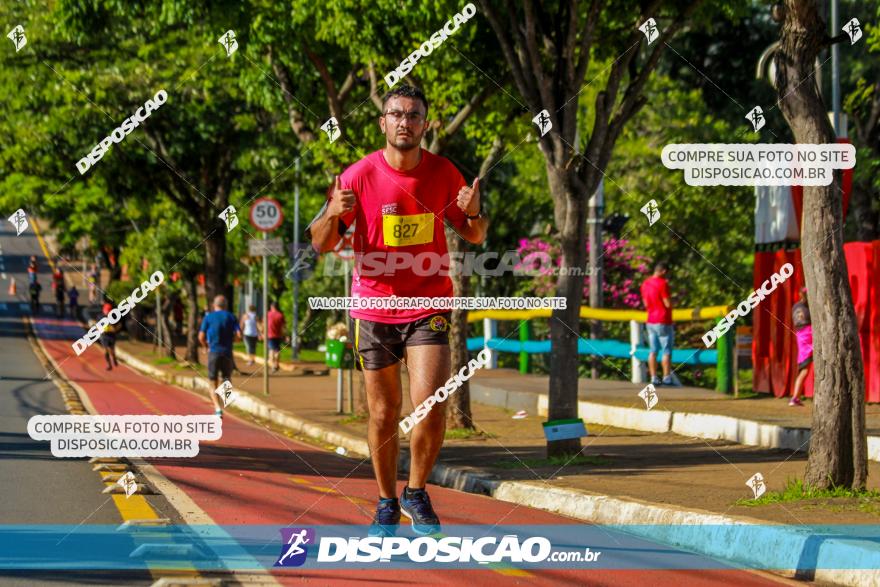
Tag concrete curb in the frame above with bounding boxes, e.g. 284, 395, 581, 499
485, 482, 879, 586
112, 349, 878, 586
474, 381, 880, 461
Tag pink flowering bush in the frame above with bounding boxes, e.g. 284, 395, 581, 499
514, 236, 649, 308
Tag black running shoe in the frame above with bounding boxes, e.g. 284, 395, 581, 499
399, 487, 440, 535
368, 497, 401, 537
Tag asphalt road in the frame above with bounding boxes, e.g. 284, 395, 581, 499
0, 225, 159, 585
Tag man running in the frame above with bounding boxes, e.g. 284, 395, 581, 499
54, 278, 65, 318
29, 279, 42, 314
198, 295, 241, 417
307, 85, 488, 536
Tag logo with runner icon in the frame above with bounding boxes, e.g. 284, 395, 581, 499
429, 315, 449, 332
275, 527, 315, 567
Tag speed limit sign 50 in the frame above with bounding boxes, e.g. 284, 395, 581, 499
249, 197, 284, 232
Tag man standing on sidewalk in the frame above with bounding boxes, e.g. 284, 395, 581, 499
266, 301, 285, 373
198, 295, 241, 417
640, 262, 676, 386
307, 85, 488, 536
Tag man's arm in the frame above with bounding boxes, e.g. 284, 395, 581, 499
453, 177, 488, 245
310, 175, 356, 253
457, 215, 489, 244
198, 331, 207, 347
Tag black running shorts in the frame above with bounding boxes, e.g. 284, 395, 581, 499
354, 313, 451, 370
208, 352, 234, 381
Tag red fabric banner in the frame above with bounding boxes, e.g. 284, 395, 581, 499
752, 241, 880, 402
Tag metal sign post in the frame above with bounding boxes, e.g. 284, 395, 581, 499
250, 197, 284, 397
292, 159, 301, 359
262, 232, 268, 395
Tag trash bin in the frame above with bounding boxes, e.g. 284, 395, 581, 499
325, 339, 354, 369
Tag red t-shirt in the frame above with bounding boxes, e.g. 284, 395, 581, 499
640, 276, 672, 324
334, 149, 468, 323
266, 309, 285, 339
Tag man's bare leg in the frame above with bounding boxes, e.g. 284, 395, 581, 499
648, 352, 658, 380
404, 345, 451, 489
661, 353, 672, 379
209, 376, 221, 411
364, 362, 403, 498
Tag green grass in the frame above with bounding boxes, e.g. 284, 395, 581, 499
733, 389, 762, 400
444, 428, 497, 440
153, 357, 177, 365
491, 454, 611, 469
338, 413, 368, 425
232, 342, 325, 363
736, 478, 880, 507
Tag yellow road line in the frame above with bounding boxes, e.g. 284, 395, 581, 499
23, 311, 201, 581
30, 219, 56, 272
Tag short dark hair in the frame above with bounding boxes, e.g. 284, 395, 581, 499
381, 85, 429, 115
654, 261, 668, 273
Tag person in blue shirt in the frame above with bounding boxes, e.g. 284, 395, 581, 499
198, 295, 241, 416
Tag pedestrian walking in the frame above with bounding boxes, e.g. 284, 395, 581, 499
641, 261, 677, 386
307, 85, 488, 537
239, 304, 261, 366
790, 288, 812, 407
68, 286, 80, 320
198, 295, 241, 417
266, 301, 285, 373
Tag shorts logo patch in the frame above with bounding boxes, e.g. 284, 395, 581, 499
429, 315, 448, 332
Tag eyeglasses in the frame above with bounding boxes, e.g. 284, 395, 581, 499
383, 110, 425, 123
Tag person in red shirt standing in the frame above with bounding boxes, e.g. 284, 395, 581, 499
640, 262, 676, 386
307, 85, 488, 537
266, 301, 285, 373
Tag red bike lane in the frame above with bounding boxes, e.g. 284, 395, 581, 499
32, 316, 787, 587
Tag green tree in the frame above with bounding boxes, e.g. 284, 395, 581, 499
478, 0, 740, 456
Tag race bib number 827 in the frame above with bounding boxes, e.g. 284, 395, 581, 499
382, 212, 434, 247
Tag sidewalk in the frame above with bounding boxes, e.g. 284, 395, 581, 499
117, 338, 880, 529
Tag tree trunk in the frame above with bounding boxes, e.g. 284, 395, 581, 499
101, 246, 122, 283
440, 135, 507, 430
204, 226, 227, 304
776, 0, 867, 489
547, 170, 587, 457
160, 295, 176, 359
183, 275, 201, 365
445, 228, 474, 430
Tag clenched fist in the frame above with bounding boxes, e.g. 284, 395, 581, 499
456, 177, 480, 217
328, 175, 356, 218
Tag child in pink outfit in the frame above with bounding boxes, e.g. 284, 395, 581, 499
790, 290, 812, 406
